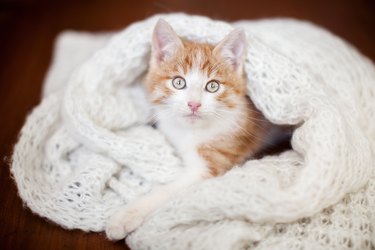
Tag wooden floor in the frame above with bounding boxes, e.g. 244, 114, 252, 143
0, 0, 374, 249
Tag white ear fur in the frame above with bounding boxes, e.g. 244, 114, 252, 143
151, 19, 183, 63
213, 28, 246, 72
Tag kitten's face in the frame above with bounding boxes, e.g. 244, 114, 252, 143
145, 20, 247, 128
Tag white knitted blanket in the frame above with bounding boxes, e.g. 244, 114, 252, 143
11, 14, 375, 249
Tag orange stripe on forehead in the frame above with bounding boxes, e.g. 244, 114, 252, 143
182, 53, 193, 74
206, 62, 220, 77
175, 41, 215, 75
200, 59, 209, 71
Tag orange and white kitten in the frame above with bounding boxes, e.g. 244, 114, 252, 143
106, 19, 273, 240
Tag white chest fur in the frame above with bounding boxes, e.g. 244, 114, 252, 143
155, 106, 244, 171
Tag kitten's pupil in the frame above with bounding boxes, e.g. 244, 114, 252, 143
172, 76, 186, 89
206, 81, 219, 93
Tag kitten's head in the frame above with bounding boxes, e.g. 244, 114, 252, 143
145, 19, 247, 128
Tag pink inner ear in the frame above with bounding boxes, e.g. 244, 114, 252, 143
214, 28, 246, 69
231, 41, 245, 67
152, 19, 183, 62
153, 33, 170, 61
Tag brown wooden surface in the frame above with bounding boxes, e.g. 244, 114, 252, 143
0, 0, 374, 249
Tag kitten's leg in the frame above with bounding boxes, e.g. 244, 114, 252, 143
105, 168, 208, 240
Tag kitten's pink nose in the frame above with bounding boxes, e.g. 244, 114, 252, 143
188, 101, 201, 112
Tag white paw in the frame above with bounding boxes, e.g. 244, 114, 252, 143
105, 206, 146, 241
105, 223, 127, 241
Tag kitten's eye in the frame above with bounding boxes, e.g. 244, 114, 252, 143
205, 81, 220, 93
172, 76, 186, 89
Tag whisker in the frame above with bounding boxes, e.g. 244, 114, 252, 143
147, 108, 175, 126
216, 108, 269, 123
212, 111, 277, 145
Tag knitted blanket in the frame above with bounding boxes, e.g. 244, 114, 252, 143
11, 13, 375, 249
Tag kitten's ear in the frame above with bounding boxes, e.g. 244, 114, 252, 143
213, 28, 246, 72
151, 19, 183, 63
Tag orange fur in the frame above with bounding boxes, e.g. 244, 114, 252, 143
145, 37, 268, 177
146, 40, 246, 107
198, 99, 268, 176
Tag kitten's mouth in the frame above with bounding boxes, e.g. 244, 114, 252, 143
184, 112, 202, 122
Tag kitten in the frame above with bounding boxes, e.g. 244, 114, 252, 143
106, 19, 284, 240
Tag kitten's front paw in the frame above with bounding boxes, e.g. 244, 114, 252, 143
105, 223, 127, 241
105, 206, 146, 241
